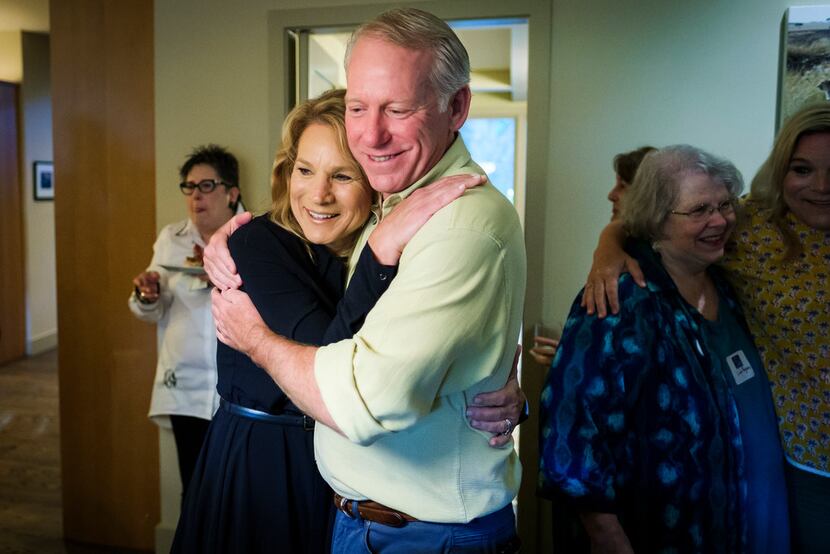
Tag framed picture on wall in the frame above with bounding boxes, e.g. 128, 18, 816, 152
33, 161, 54, 201
780, 6, 830, 126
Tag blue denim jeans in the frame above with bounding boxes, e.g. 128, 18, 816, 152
330, 502, 519, 554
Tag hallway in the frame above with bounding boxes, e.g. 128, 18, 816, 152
0, 350, 144, 553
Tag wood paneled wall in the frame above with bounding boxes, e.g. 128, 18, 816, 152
0, 82, 25, 366
50, 1, 159, 549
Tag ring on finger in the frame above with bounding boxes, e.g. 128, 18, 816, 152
500, 417, 514, 436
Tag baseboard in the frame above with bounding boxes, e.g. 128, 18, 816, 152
156, 522, 176, 554
27, 330, 57, 355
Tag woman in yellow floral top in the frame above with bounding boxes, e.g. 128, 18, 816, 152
721, 104, 829, 553
584, 103, 829, 552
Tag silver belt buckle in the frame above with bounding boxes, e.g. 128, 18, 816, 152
302, 415, 314, 431
338, 496, 354, 519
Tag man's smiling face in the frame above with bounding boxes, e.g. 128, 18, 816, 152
344, 36, 461, 197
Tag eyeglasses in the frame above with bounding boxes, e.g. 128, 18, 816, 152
179, 179, 232, 195
670, 199, 736, 220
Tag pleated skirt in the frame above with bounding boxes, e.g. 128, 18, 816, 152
171, 408, 334, 554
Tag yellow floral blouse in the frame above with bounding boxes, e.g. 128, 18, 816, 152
721, 197, 830, 473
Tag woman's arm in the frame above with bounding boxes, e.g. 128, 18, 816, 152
231, 175, 487, 345
203, 211, 252, 290
581, 220, 645, 317
579, 513, 635, 554
128, 230, 174, 322
321, 245, 397, 344
367, 174, 484, 264
205, 175, 484, 290
466, 345, 525, 447
229, 222, 350, 345
529, 335, 559, 366
325, 173, 486, 343
128, 270, 166, 322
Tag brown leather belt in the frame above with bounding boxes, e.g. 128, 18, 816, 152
334, 493, 418, 528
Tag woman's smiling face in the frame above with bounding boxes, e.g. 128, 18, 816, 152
783, 132, 830, 231
289, 123, 373, 252
656, 172, 737, 274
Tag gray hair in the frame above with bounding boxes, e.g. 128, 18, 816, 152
344, 8, 470, 111
622, 144, 744, 241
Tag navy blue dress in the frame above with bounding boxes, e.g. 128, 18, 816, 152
172, 215, 395, 554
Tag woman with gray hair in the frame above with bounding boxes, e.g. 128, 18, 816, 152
539, 145, 789, 553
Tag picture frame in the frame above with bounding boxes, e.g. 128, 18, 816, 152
33, 161, 54, 201
779, 6, 830, 127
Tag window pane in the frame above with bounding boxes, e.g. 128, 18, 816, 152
459, 118, 516, 204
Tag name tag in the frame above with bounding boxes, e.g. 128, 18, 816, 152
726, 350, 755, 385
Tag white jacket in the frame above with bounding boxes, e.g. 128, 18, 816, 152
128, 217, 221, 425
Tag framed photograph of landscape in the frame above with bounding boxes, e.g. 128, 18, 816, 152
33, 161, 54, 201
780, 6, 830, 126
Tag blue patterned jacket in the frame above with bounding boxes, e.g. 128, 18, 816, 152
539, 240, 749, 554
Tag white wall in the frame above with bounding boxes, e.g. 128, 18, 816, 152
20, 31, 56, 354
541, 0, 826, 323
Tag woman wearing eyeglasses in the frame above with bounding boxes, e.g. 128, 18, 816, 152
128, 144, 243, 499
539, 145, 789, 553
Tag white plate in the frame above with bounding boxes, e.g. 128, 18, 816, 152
160, 264, 206, 275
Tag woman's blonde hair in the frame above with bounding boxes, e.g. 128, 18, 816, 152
269, 89, 371, 255
750, 102, 830, 260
